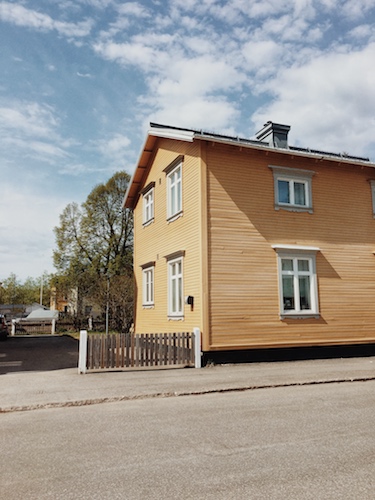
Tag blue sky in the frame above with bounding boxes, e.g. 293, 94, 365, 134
1, 0, 375, 281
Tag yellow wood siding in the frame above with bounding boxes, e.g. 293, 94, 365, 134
132, 134, 375, 351
206, 142, 375, 349
133, 138, 206, 335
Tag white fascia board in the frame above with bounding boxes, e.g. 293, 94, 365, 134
148, 128, 194, 142
194, 135, 374, 168
272, 244, 320, 252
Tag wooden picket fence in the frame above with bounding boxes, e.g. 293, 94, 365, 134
11, 320, 56, 335
79, 330, 201, 373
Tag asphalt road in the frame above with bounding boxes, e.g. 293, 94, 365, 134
1, 380, 375, 499
0, 335, 79, 374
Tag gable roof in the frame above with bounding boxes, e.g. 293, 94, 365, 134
123, 122, 373, 210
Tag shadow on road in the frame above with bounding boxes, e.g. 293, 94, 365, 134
0, 335, 79, 374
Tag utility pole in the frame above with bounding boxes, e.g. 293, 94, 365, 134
40, 276, 43, 306
105, 275, 110, 336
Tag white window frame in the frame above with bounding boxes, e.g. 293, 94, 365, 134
167, 162, 182, 221
168, 256, 184, 319
142, 265, 154, 307
369, 180, 375, 217
273, 245, 320, 319
142, 184, 155, 225
270, 166, 314, 213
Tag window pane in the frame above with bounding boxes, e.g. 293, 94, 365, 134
299, 276, 311, 310
144, 191, 153, 222
168, 167, 181, 216
282, 258, 293, 271
149, 271, 153, 302
176, 181, 181, 212
178, 276, 182, 312
143, 268, 154, 304
169, 258, 183, 315
298, 259, 309, 272
282, 276, 294, 310
172, 277, 177, 313
294, 182, 306, 206
278, 180, 290, 204
170, 184, 176, 214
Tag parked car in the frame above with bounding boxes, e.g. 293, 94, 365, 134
0, 314, 8, 340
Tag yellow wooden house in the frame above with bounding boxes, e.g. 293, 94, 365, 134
123, 121, 375, 353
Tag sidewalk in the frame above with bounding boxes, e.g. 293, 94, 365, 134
1, 353, 375, 413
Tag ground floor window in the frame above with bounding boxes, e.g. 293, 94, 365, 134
142, 265, 154, 307
273, 245, 319, 318
168, 256, 183, 318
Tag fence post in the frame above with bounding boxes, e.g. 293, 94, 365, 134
78, 330, 88, 374
51, 319, 56, 335
11, 320, 16, 336
193, 327, 201, 368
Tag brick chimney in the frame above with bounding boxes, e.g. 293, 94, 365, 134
255, 121, 290, 149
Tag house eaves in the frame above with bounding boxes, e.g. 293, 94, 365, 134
123, 125, 195, 210
123, 122, 374, 210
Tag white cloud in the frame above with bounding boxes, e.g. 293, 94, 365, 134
99, 1, 151, 37
90, 0, 375, 157
0, 102, 59, 138
93, 40, 157, 68
58, 163, 104, 176
97, 133, 132, 165
342, 0, 375, 19
252, 42, 375, 157
94, 29, 245, 129
116, 2, 150, 17
348, 24, 374, 40
0, 101, 72, 164
242, 40, 283, 71
0, 184, 68, 280
0, 2, 93, 37
76, 0, 114, 8
260, 14, 317, 42
171, 56, 244, 96
151, 96, 239, 131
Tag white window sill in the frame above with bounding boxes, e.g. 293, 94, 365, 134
280, 313, 320, 320
142, 305, 154, 309
167, 211, 183, 223
168, 315, 184, 321
275, 204, 313, 214
143, 218, 154, 227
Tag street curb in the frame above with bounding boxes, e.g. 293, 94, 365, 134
1, 375, 374, 414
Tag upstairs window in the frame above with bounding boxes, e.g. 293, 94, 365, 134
164, 156, 184, 221
168, 164, 182, 218
141, 182, 155, 225
270, 166, 314, 213
370, 180, 375, 217
278, 178, 308, 206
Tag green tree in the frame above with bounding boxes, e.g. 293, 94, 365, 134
0, 272, 51, 306
53, 171, 133, 330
